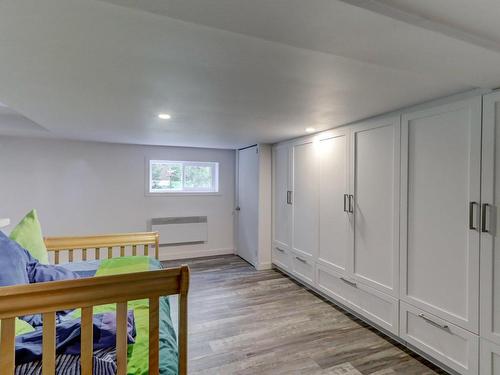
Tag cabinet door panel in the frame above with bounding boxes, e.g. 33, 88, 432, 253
318, 130, 349, 272
480, 339, 500, 375
481, 92, 500, 345
272, 145, 291, 250
400, 302, 479, 375
351, 116, 400, 296
292, 141, 319, 257
401, 97, 481, 333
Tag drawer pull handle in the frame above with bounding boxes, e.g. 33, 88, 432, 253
286, 191, 293, 205
275, 247, 285, 253
418, 313, 449, 330
340, 277, 357, 287
295, 256, 307, 263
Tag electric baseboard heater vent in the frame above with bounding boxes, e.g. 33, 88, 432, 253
151, 216, 208, 245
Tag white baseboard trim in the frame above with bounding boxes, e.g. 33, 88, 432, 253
160, 247, 234, 261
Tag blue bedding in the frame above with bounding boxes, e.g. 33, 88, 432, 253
14, 259, 179, 375
16, 260, 138, 365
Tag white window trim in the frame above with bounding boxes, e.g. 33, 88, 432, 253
145, 159, 220, 196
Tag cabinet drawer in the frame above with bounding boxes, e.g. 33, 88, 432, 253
350, 282, 399, 335
272, 244, 291, 271
316, 264, 356, 306
316, 264, 399, 334
480, 339, 500, 375
400, 302, 478, 375
291, 253, 314, 285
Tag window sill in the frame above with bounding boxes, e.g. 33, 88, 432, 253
145, 192, 222, 197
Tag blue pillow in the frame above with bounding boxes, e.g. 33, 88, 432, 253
0, 231, 34, 287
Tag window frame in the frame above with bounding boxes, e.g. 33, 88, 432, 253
147, 159, 220, 196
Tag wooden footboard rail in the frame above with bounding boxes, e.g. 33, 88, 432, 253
0, 265, 189, 375
44, 232, 160, 264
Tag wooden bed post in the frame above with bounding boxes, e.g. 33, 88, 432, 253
154, 231, 160, 260
178, 265, 190, 375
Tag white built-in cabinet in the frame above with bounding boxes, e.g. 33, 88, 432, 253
480, 92, 500, 375
400, 97, 481, 336
349, 117, 400, 298
271, 91, 500, 375
318, 129, 349, 274
272, 118, 400, 335
481, 339, 500, 375
291, 140, 319, 261
272, 144, 292, 271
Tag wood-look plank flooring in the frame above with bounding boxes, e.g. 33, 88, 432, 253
163, 255, 447, 375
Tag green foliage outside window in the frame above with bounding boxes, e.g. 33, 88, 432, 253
150, 161, 218, 193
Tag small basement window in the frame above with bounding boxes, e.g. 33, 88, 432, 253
148, 160, 219, 194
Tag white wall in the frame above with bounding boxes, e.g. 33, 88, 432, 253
0, 136, 235, 260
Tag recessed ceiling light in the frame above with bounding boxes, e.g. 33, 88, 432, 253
305, 127, 315, 133
158, 113, 171, 120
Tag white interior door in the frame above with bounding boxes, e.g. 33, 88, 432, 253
237, 145, 259, 266
350, 116, 400, 296
318, 130, 349, 273
292, 140, 319, 258
401, 97, 481, 333
481, 92, 500, 345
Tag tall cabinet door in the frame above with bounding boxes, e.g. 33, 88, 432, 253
272, 144, 292, 270
401, 97, 481, 333
292, 139, 319, 260
318, 130, 350, 274
481, 92, 500, 345
350, 116, 400, 296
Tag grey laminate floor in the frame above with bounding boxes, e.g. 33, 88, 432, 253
163, 255, 447, 375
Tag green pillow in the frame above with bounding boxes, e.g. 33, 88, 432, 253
9, 210, 49, 264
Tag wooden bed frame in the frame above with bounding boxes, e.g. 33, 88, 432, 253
0, 232, 189, 375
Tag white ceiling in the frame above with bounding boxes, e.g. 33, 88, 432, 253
0, 0, 500, 148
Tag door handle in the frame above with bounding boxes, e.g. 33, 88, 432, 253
343, 194, 348, 212
469, 201, 478, 230
418, 313, 449, 330
348, 195, 354, 213
482, 203, 490, 233
275, 247, 285, 253
287, 190, 293, 205
295, 256, 307, 263
235, 206, 241, 211
340, 277, 357, 287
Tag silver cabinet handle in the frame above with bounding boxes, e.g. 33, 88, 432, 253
295, 256, 307, 263
343, 194, 348, 212
340, 277, 357, 287
418, 313, 449, 330
482, 203, 490, 233
348, 195, 354, 213
469, 201, 478, 230
287, 190, 293, 205
275, 247, 285, 253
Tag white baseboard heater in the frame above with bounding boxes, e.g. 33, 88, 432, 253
151, 216, 208, 246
